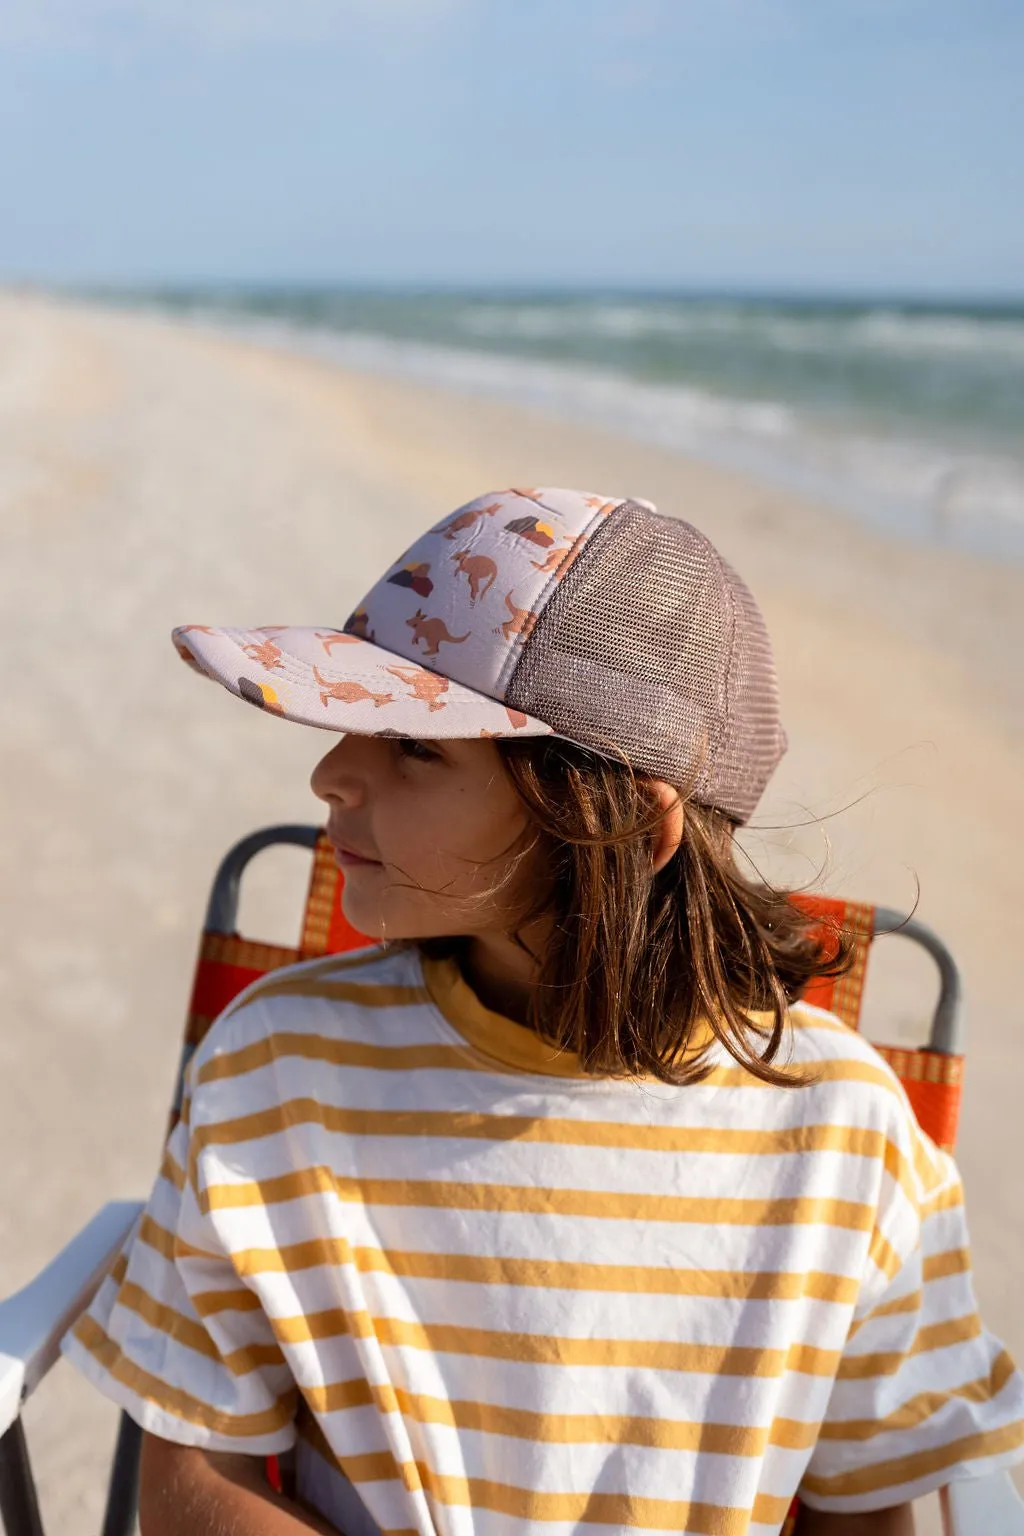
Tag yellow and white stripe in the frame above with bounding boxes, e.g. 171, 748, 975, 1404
62, 943, 1024, 1533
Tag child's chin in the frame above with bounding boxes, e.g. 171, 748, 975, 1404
339, 894, 463, 947
338, 893, 424, 944
339, 892, 386, 940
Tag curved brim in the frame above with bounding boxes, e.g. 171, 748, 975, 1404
172, 625, 554, 741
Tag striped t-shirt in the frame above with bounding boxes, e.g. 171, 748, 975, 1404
63, 942, 1024, 1534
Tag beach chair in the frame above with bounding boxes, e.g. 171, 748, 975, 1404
1, 825, 1021, 1536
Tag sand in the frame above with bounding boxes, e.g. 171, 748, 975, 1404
1, 291, 1021, 1532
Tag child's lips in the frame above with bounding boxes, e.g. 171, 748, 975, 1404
328, 839, 381, 867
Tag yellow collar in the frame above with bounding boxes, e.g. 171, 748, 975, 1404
421, 953, 588, 1077
420, 952, 725, 1080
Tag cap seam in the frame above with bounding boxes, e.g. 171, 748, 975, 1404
494, 500, 626, 698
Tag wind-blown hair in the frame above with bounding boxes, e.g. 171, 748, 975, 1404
424, 736, 852, 1087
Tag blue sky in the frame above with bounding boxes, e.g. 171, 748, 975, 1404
1, 0, 1022, 294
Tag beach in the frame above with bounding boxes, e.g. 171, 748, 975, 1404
1, 289, 1021, 1531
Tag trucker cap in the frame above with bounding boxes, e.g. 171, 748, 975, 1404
172, 487, 786, 823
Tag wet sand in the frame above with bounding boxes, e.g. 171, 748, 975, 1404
1, 291, 1021, 1531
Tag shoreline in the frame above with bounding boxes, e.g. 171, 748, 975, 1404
52, 287, 1024, 566
1, 290, 1020, 1530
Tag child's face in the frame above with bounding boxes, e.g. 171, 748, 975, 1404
309, 733, 542, 945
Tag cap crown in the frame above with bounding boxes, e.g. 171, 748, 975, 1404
505, 500, 787, 821
344, 487, 628, 695
346, 488, 785, 822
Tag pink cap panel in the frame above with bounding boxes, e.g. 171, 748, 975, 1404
344, 488, 629, 699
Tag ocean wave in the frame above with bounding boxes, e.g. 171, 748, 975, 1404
138, 295, 1024, 559
219, 313, 802, 440
835, 311, 1024, 361
449, 300, 1024, 362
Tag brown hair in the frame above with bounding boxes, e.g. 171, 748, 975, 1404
425, 736, 853, 1087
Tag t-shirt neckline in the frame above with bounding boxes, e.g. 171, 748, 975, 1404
419, 951, 590, 1078
416, 948, 728, 1081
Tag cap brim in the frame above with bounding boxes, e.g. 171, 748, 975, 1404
172, 625, 554, 741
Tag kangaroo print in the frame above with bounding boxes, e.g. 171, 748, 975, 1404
171, 489, 648, 742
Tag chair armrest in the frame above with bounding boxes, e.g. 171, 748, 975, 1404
940, 1469, 1024, 1533
0, 1200, 143, 1436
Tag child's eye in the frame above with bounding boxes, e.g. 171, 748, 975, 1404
395, 736, 438, 763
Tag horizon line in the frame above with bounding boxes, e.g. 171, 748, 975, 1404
12, 278, 1024, 310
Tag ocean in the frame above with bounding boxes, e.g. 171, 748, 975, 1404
131, 288, 1024, 559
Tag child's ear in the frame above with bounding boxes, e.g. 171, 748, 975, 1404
647, 780, 685, 874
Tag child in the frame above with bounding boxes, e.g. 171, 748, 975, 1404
64, 488, 1024, 1535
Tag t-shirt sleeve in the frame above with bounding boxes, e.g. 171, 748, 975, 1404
799, 1100, 1024, 1513
61, 1063, 297, 1455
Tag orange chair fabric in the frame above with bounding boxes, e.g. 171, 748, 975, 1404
793, 891, 963, 1153
872, 1045, 964, 1152
790, 893, 876, 1029
184, 836, 368, 1053
299, 833, 367, 957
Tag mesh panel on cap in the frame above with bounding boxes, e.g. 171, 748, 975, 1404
505, 502, 786, 822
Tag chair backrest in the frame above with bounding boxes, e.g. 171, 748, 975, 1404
175, 828, 965, 1151
791, 891, 964, 1150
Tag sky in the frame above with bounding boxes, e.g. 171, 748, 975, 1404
1, 0, 1022, 295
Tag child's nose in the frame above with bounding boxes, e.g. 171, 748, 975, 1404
309, 737, 366, 806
